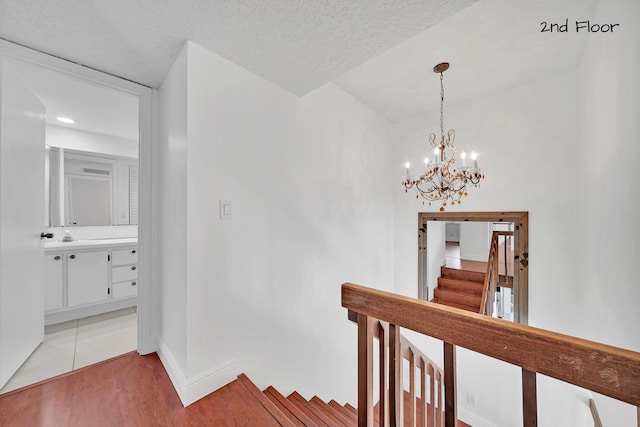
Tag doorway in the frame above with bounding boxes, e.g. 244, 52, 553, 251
0, 40, 153, 392
418, 212, 529, 323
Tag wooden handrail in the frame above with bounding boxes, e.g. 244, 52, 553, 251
480, 231, 513, 315
343, 282, 640, 426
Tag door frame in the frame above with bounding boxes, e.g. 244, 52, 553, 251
0, 39, 156, 354
419, 211, 529, 324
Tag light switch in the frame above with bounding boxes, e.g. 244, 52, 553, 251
220, 200, 232, 220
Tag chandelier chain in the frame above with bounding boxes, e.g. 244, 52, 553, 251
439, 72, 445, 144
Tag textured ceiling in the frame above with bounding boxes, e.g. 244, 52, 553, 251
0, 0, 600, 132
334, 0, 598, 122
0, 0, 476, 95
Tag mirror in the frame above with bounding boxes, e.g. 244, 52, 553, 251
47, 148, 138, 227
14, 60, 140, 229
418, 212, 529, 324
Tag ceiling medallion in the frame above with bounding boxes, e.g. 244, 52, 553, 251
402, 62, 484, 211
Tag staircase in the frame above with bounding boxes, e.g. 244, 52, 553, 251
235, 373, 469, 426
431, 266, 485, 313
235, 373, 361, 426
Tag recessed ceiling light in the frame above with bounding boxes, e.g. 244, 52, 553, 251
56, 116, 74, 124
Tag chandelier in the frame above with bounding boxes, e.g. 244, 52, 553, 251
402, 62, 484, 211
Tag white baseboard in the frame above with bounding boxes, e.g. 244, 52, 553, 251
157, 340, 239, 407
138, 335, 158, 355
459, 252, 488, 262
45, 297, 137, 326
458, 406, 497, 427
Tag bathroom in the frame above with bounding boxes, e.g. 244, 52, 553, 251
0, 57, 141, 392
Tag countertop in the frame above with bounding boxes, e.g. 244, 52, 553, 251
45, 237, 137, 251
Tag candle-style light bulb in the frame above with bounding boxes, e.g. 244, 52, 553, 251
424, 156, 429, 165
405, 161, 411, 169
470, 151, 478, 169
460, 151, 467, 167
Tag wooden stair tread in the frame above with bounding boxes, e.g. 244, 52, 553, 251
433, 288, 481, 308
437, 277, 484, 295
441, 266, 486, 282
288, 391, 332, 426
264, 386, 309, 427
431, 297, 480, 313
310, 396, 349, 426
237, 374, 297, 427
329, 400, 357, 424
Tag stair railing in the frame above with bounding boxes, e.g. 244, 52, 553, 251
480, 231, 513, 316
343, 282, 640, 427
349, 309, 445, 427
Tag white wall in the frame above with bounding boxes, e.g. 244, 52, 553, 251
426, 221, 445, 300
577, 0, 640, 424
46, 125, 138, 159
459, 222, 489, 262
393, 66, 594, 425
157, 41, 395, 405
157, 45, 188, 380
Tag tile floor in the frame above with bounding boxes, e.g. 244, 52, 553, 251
0, 307, 137, 394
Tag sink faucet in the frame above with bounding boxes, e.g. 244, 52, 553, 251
62, 230, 74, 242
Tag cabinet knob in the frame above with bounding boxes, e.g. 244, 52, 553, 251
69, 254, 76, 259
131, 266, 136, 271
54, 255, 61, 261
131, 281, 137, 286
131, 250, 136, 254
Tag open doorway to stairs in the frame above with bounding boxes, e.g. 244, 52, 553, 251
418, 212, 529, 324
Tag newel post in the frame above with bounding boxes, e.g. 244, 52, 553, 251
358, 313, 374, 427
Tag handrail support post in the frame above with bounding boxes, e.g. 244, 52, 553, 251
522, 369, 538, 427
358, 313, 374, 427
444, 342, 457, 427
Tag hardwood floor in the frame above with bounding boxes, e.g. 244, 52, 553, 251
0, 352, 280, 427
445, 241, 487, 273
0, 351, 475, 426
445, 240, 514, 277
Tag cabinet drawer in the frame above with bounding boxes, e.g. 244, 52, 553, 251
112, 280, 138, 299
112, 265, 138, 283
112, 248, 138, 266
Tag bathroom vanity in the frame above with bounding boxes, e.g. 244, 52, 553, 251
44, 238, 138, 326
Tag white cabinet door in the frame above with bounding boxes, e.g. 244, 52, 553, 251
44, 254, 63, 311
67, 251, 108, 307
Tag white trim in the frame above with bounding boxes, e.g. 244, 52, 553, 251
458, 406, 498, 427
157, 340, 240, 407
45, 297, 136, 326
0, 38, 157, 355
